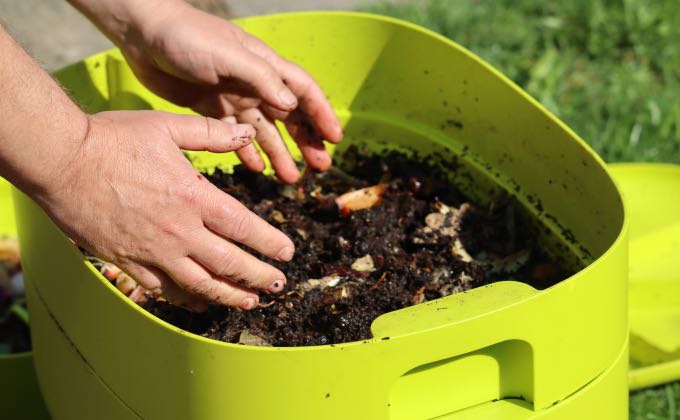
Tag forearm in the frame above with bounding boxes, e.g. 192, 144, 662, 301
0, 26, 88, 198
66, 0, 188, 47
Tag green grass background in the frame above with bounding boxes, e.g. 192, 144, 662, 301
364, 0, 680, 164
362, 0, 680, 418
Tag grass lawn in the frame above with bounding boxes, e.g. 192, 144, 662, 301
362, 0, 680, 418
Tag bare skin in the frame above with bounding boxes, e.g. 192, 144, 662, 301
69, 0, 343, 183
0, 0, 343, 311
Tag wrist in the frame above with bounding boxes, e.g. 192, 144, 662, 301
22, 109, 91, 207
0, 26, 91, 203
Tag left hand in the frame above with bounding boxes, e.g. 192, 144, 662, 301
119, 1, 344, 183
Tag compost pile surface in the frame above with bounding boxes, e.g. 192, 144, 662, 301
0, 238, 30, 354
145, 146, 567, 346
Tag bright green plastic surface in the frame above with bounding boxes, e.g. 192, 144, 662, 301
0, 178, 17, 238
15, 12, 628, 419
609, 164, 680, 390
0, 178, 49, 420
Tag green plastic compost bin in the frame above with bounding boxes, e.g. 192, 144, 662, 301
14, 12, 630, 419
0, 178, 49, 420
610, 164, 680, 391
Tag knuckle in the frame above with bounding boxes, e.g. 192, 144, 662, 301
253, 63, 278, 84
157, 219, 184, 240
203, 116, 217, 140
214, 249, 242, 279
185, 276, 216, 298
175, 181, 201, 206
229, 211, 254, 243
220, 289, 246, 307
233, 96, 260, 109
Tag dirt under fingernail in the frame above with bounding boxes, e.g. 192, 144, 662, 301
269, 280, 285, 293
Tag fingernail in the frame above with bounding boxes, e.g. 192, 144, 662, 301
278, 89, 297, 109
276, 246, 295, 261
269, 279, 286, 293
233, 124, 254, 142
241, 297, 257, 310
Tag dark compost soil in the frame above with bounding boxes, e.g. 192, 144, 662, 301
145, 146, 570, 346
0, 246, 30, 354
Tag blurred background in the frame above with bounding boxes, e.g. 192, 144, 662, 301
0, 0, 366, 70
1, 0, 679, 417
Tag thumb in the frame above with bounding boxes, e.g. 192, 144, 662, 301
163, 113, 255, 152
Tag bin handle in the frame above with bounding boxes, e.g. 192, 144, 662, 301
371, 281, 538, 419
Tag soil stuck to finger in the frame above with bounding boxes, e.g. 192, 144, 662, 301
145, 146, 571, 346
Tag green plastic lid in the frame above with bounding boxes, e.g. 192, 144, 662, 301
609, 163, 680, 390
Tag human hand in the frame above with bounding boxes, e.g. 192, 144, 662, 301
37, 111, 295, 311
116, 0, 343, 183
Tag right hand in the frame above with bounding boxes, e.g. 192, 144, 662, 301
36, 110, 295, 311
115, 1, 344, 184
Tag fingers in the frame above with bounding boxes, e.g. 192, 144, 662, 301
239, 108, 301, 183
215, 48, 298, 113
220, 115, 265, 173
162, 257, 259, 310
285, 110, 332, 171
200, 182, 295, 260
239, 34, 342, 142
123, 263, 208, 312
235, 142, 265, 172
162, 113, 255, 152
275, 59, 343, 143
188, 229, 286, 293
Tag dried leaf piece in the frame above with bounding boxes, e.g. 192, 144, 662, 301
115, 273, 137, 295
435, 270, 473, 297
238, 331, 272, 347
433, 201, 453, 214
309, 186, 325, 200
299, 275, 343, 292
338, 286, 350, 299
414, 202, 471, 244
430, 268, 450, 285
335, 184, 388, 212
351, 254, 375, 272
337, 236, 351, 250
425, 212, 447, 229
279, 185, 306, 201
271, 210, 288, 224
451, 238, 474, 263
